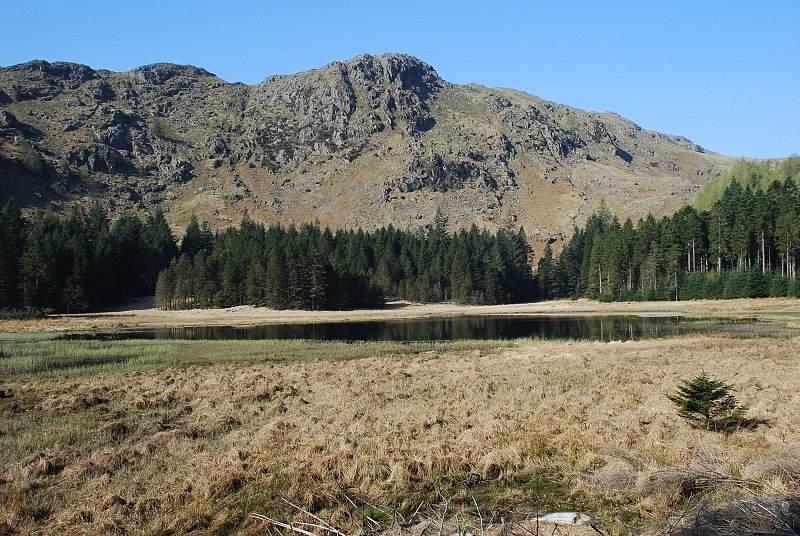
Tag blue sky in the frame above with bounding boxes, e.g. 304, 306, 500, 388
2, 1, 798, 158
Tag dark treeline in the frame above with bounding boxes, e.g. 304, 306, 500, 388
537, 177, 800, 301
0, 201, 176, 312
156, 213, 535, 310
0, 202, 534, 313
12, 170, 796, 314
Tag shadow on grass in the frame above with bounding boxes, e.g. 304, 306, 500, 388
709, 417, 771, 435
736, 417, 771, 431
665, 495, 800, 535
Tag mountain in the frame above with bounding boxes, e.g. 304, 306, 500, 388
0, 53, 734, 249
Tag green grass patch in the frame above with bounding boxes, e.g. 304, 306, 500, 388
0, 334, 519, 379
0, 410, 108, 467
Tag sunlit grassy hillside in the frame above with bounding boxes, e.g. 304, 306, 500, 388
694, 156, 800, 210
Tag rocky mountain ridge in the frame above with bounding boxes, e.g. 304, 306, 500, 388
0, 53, 734, 249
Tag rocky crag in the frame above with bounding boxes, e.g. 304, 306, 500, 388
0, 54, 733, 249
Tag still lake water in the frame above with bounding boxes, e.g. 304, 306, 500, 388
74, 315, 775, 342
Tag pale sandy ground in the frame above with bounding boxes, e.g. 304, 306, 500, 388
3, 297, 800, 333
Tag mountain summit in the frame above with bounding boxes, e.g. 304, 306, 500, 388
0, 53, 733, 246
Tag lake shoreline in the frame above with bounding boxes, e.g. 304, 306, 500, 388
2, 297, 800, 333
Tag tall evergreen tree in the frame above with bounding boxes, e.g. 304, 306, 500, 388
0, 200, 26, 307
180, 214, 214, 258
19, 211, 59, 308
536, 243, 556, 300
143, 209, 178, 289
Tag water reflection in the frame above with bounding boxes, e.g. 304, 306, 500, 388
133, 315, 693, 342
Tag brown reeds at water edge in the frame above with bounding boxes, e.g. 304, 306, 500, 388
1, 335, 799, 534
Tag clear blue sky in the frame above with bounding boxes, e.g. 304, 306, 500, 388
2, 1, 798, 158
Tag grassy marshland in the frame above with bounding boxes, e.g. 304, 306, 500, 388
1, 333, 799, 534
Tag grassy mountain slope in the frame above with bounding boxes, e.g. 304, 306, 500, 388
694, 156, 800, 210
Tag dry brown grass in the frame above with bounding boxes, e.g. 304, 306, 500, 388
2, 334, 800, 534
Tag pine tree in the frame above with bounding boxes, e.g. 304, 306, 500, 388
245, 259, 267, 306
667, 372, 749, 431
620, 218, 638, 295
180, 214, 214, 258
449, 233, 473, 304
192, 251, 216, 307
309, 251, 329, 310
143, 209, 178, 289
261, 250, 283, 309
19, 212, 58, 308
555, 230, 583, 298
101, 212, 147, 302
537, 243, 556, 300
0, 200, 26, 307
775, 178, 799, 280
155, 262, 176, 310
173, 254, 194, 309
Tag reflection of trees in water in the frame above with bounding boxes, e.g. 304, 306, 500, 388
147, 315, 696, 342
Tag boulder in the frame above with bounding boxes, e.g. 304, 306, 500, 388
106, 125, 129, 150
0, 110, 18, 128
171, 159, 194, 183
83, 79, 116, 102
61, 115, 87, 132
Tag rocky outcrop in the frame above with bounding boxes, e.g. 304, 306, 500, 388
0, 61, 98, 101
250, 53, 443, 162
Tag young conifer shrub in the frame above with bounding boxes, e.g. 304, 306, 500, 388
667, 372, 749, 431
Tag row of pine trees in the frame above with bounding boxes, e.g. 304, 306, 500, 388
2, 169, 798, 313
0, 201, 177, 312
155, 213, 535, 310
0, 201, 535, 313
537, 177, 800, 301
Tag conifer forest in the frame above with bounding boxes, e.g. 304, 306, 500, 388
1, 173, 798, 313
